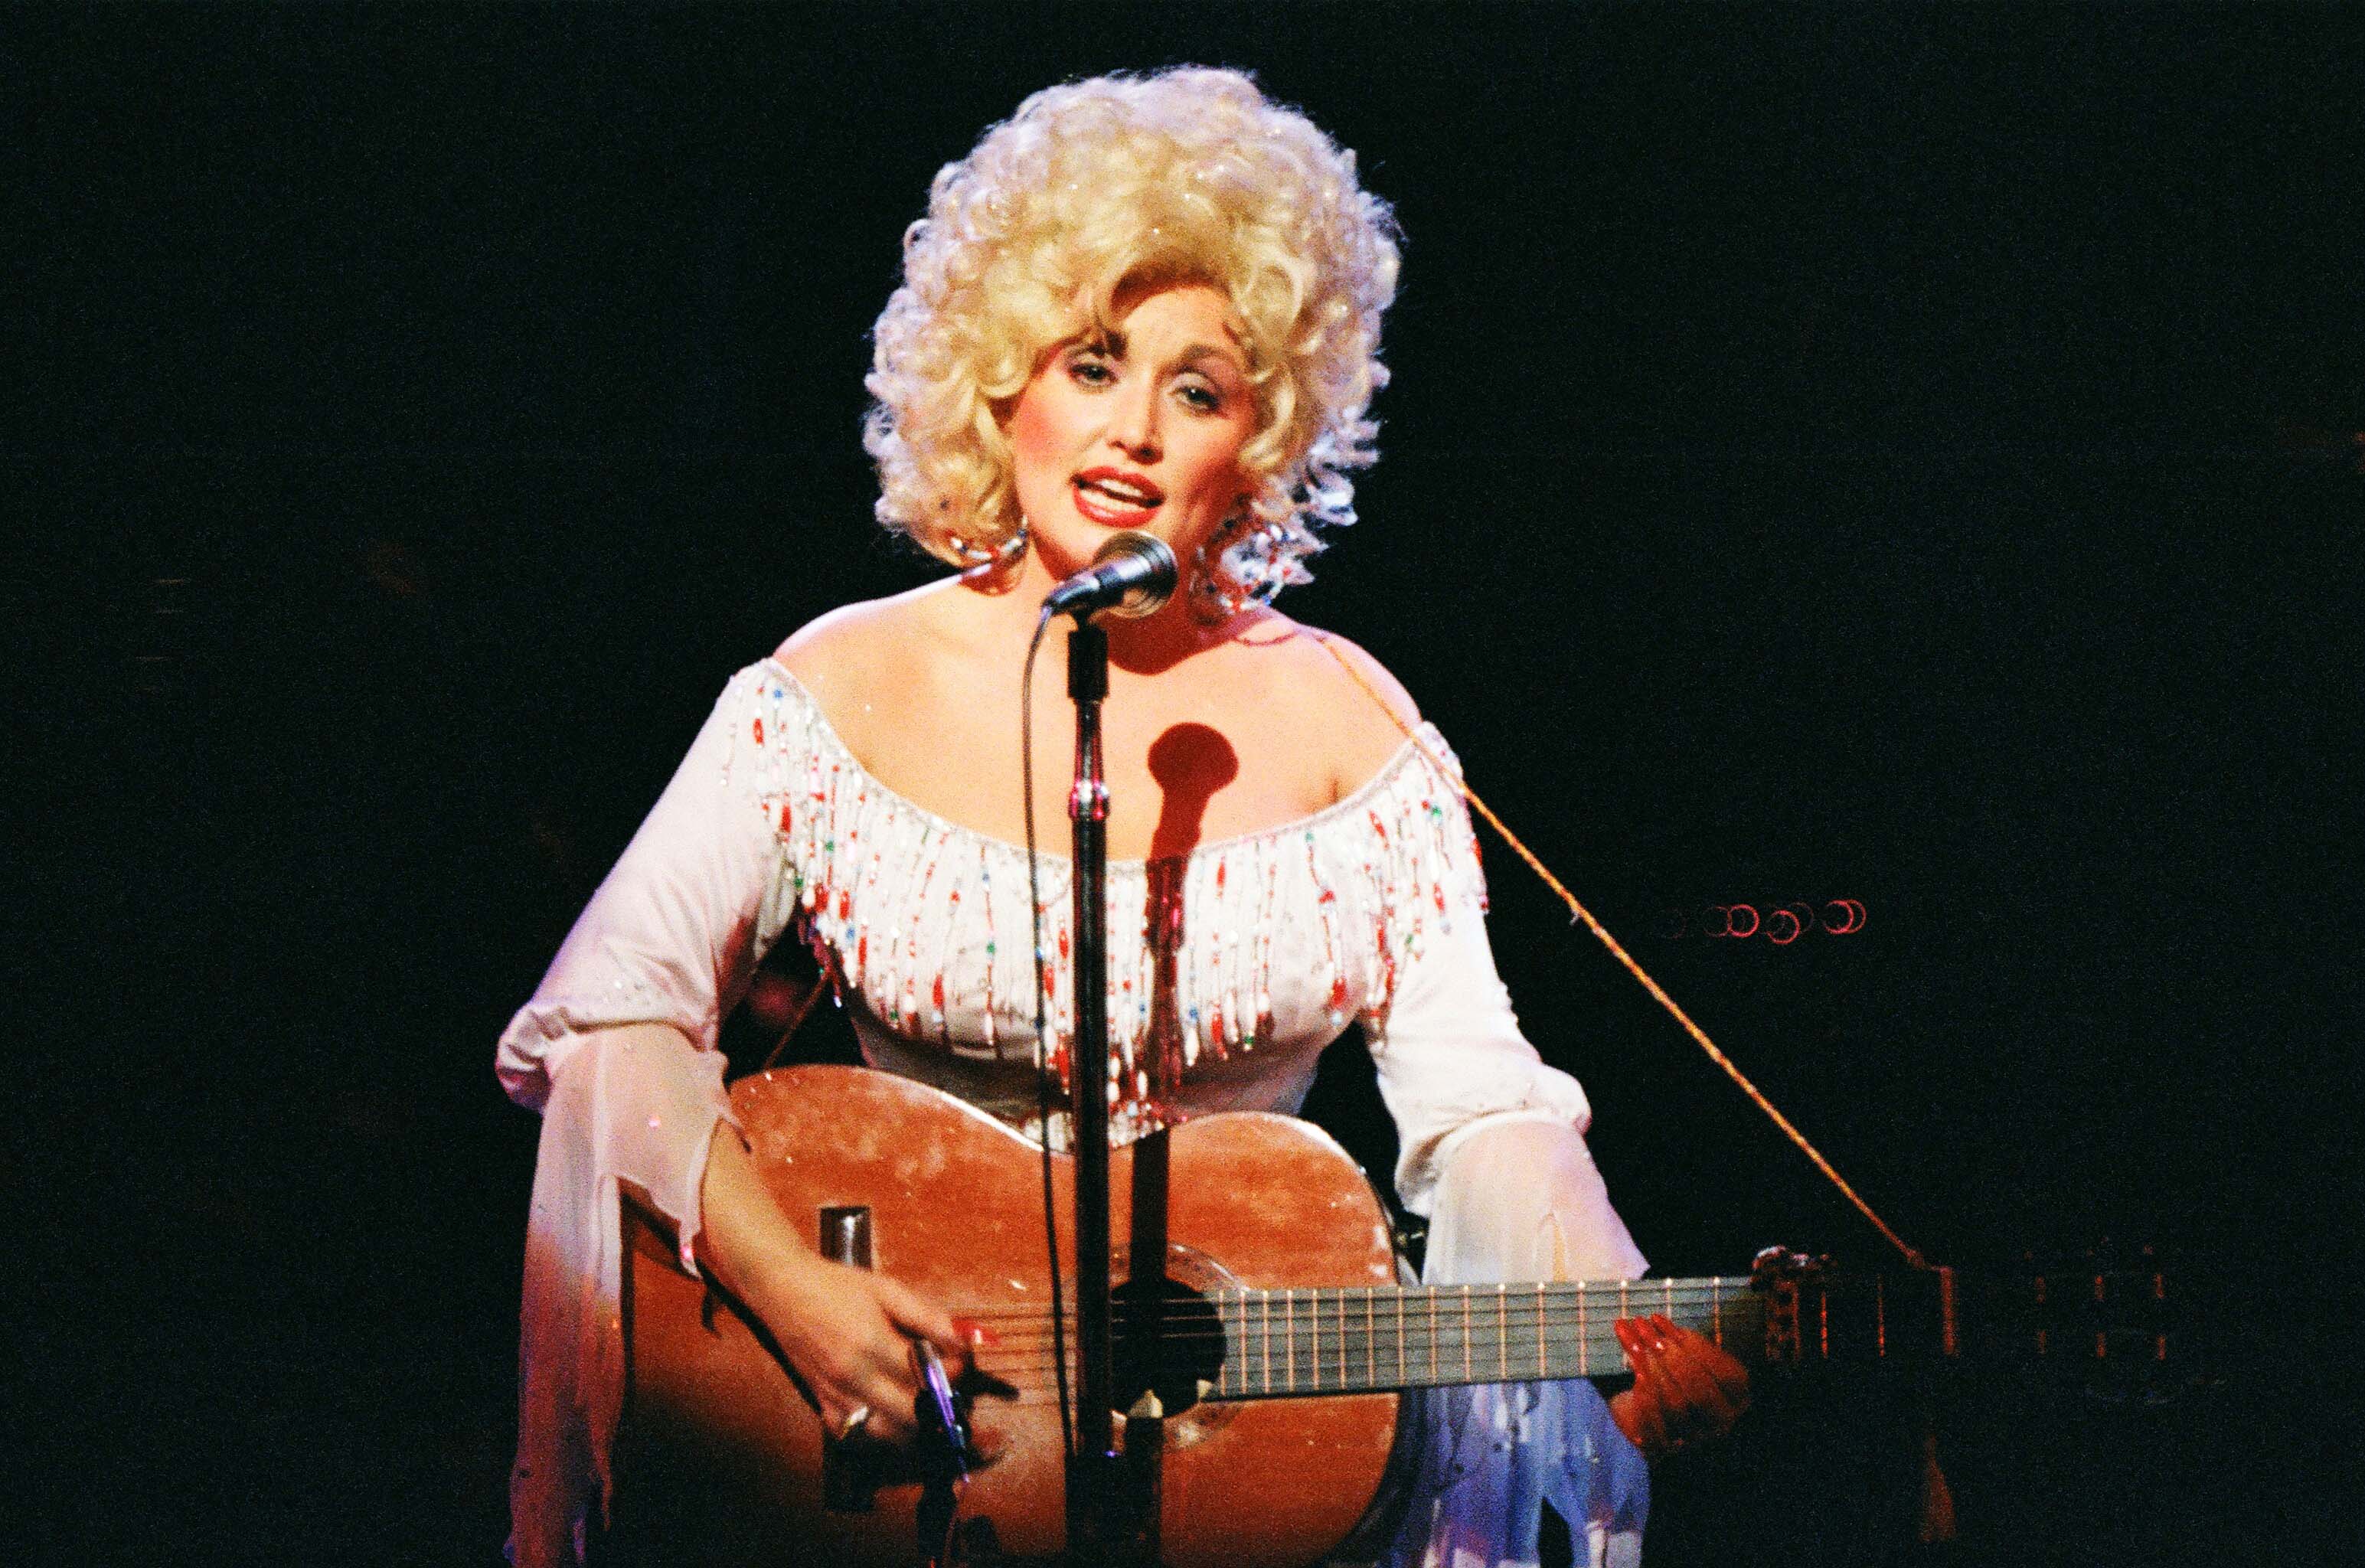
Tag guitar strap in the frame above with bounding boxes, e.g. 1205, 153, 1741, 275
1313, 632, 1931, 1272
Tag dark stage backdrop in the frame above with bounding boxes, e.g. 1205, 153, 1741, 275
16, 5, 2360, 1564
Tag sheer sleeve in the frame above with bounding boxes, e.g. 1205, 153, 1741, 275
1357, 743, 1653, 1568
495, 665, 798, 1567
1360, 741, 1643, 1261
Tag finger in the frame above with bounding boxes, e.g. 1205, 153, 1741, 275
876, 1276, 969, 1357
1660, 1319, 1749, 1387
1664, 1325, 1750, 1414
1646, 1324, 1736, 1430
1608, 1384, 1668, 1457
1614, 1321, 1674, 1419
1635, 1321, 1735, 1442
843, 1368, 920, 1445
857, 1336, 926, 1413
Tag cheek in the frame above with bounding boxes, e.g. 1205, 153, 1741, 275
1005, 388, 1070, 482
1186, 429, 1254, 507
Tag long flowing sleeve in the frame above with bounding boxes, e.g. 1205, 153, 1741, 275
495, 666, 795, 1566
1359, 750, 1653, 1567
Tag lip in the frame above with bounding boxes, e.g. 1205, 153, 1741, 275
1070, 467, 1165, 525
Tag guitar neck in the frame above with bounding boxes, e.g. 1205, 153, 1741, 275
1197, 1258, 2182, 1400
1208, 1276, 1772, 1399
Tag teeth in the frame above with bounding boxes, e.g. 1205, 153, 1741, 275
1080, 479, 1158, 507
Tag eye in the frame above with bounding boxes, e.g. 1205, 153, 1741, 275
1176, 379, 1223, 413
1065, 348, 1117, 387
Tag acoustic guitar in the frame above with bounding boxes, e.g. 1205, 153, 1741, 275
609, 1064, 2171, 1567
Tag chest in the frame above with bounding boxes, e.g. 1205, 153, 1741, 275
852, 670, 1338, 863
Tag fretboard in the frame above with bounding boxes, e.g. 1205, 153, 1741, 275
1207, 1277, 1766, 1399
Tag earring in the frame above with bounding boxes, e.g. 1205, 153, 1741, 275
1191, 514, 1309, 625
946, 517, 1029, 589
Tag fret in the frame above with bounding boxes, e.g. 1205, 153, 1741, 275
1338, 1289, 1348, 1390
1220, 1292, 1233, 1396
1710, 1276, 1723, 1349
1365, 1287, 1377, 1390
1307, 1288, 1317, 1392
1427, 1289, 1438, 1383
1285, 1290, 1298, 1393
1460, 1285, 1472, 1382
1663, 1277, 1675, 1319
1397, 1289, 1407, 1387
1261, 1289, 1272, 1396
1576, 1281, 1588, 1377
1495, 1284, 1508, 1381
1534, 1283, 1547, 1378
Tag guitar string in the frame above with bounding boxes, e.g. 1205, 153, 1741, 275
933, 1334, 1766, 1396
941, 1309, 1782, 1357
955, 1327, 1752, 1365
951, 1298, 1769, 1336
948, 1281, 1770, 1326
1315, 633, 1928, 1271
950, 1302, 1790, 1341
933, 1312, 2137, 1394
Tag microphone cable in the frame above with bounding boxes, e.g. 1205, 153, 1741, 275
1019, 603, 1080, 1460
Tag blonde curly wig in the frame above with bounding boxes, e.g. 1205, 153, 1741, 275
863, 67, 1402, 594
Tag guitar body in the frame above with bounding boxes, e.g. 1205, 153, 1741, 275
610, 1065, 1403, 1568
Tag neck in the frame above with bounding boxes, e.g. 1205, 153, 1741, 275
978, 555, 1245, 674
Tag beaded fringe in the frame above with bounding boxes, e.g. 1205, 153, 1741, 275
720, 665, 1486, 1137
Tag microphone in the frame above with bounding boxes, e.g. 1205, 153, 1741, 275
1042, 531, 1178, 621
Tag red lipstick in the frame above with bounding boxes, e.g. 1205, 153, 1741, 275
1070, 467, 1165, 525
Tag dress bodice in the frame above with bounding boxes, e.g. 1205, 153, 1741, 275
724, 659, 1488, 1139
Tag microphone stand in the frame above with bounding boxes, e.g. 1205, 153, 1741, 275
1061, 618, 1155, 1566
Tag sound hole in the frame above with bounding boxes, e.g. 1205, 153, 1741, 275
1112, 1272, 1223, 1417
1106, 1240, 1242, 1422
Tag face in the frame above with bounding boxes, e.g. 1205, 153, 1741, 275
1004, 283, 1259, 578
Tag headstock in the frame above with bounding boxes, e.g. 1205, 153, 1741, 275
1984, 1243, 2195, 1403
1739, 1240, 2200, 1399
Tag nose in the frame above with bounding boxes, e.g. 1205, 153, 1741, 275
1104, 376, 1161, 462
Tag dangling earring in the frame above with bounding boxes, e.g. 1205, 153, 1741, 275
1191, 514, 1308, 625
1190, 515, 1253, 624
946, 516, 1029, 590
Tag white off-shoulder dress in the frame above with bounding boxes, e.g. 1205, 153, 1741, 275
498, 658, 1653, 1568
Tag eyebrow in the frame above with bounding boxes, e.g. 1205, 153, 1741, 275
1071, 332, 1246, 377
1171, 342, 1248, 376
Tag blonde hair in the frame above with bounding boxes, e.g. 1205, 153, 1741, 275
864, 67, 1401, 590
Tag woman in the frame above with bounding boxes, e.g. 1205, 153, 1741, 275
498, 67, 1746, 1568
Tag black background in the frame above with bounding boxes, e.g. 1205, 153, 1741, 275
15, 4, 2361, 1563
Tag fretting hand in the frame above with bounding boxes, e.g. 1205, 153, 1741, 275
1608, 1313, 1752, 1462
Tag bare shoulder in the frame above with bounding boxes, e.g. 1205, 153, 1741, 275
1240, 614, 1424, 799
771, 582, 965, 743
